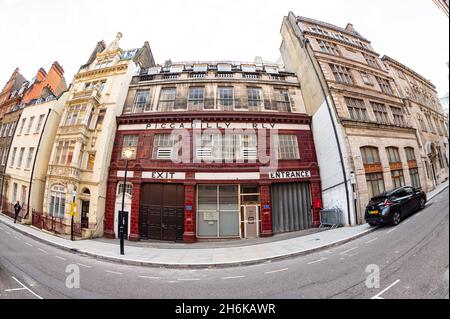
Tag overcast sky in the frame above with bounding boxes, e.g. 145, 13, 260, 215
1, 0, 448, 96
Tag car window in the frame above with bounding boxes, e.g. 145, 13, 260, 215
392, 190, 406, 198
404, 187, 414, 195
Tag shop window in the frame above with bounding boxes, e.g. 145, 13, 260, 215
49, 185, 66, 218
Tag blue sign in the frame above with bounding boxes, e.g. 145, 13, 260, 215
263, 205, 270, 210
186, 206, 193, 211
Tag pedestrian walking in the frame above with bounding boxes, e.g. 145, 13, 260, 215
14, 201, 21, 224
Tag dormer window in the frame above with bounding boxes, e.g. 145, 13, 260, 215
169, 65, 184, 73
218, 64, 232, 72
193, 64, 207, 72
242, 65, 256, 73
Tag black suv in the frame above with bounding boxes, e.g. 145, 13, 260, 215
365, 186, 427, 226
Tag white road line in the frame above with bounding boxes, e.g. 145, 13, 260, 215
386, 228, 398, 234
402, 220, 410, 225
105, 270, 123, 275
5, 231, 11, 235
11, 276, 43, 299
221, 276, 246, 280
55, 256, 67, 261
371, 280, 401, 300
365, 238, 378, 244
177, 278, 201, 281
265, 268, 289, 274
77, 263, 92, 269
14, 236, 19, 240
307, 258, 328, 265
138, 276, 160, 280
38, 248, 48, 254
25, 243, 33, 247
5, 288, 27, 292
340, 247, 359, 255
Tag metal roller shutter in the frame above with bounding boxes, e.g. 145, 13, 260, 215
271, 183, 312, 233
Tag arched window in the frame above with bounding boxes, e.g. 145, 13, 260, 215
405, 147, 416, 162
49, 185, 67, 218
82, 188, 91, 196
386, 147, 401, 163
360, 147, 380, 164
117, 183, 132, 196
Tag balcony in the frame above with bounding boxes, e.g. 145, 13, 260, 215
58, 124, 89, 137
48, 165, 81, 180
69, 89, 101, 105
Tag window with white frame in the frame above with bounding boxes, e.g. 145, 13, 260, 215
133, 91, 150, 113
17, 147, 25, 168
8, 121, 16, 136
18, 118, 26, 135
26, 148, 35, 169
275, 135, 300, 160
65, 104, 87, 126
0, 124, 6, 137
26, 117, 35, 134
121, 135, 139, 159
49, 185, 66, 218
217, 87, 234, 109
331, 64, 353, 85
35, 114, 45, 133
247, 88, 263, 110
195, 134, 222, 160
188, 87, 204, 109
0, 148, 3, 166
158, 88, 176, 111
118, 183, 133, 196
152, 134, 179, 160
10, 147, 17, 167
54, 140, 76, 165
2, 147, 8, 165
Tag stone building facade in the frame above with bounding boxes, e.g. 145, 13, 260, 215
382, 56, 449, 191
280, 13, 433, 225
42, 33, 155, 238
104, 60, 322, 242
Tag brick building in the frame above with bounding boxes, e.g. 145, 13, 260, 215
104, 60, 322, 242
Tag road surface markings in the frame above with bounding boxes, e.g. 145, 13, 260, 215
340, 247, 359, 256
105, 270, 123, 275
221, 276, 246, 280
177, 278, 201, 281
138, 276, 160, 280
265, 268, 289, 274
5, 287, 27, 292
55, 256, 67, 261
11, 276, 43, 299
14, 236, 20, 240
402, 220, 410, 225
5, 231, 11, 235
365, 238, 378, 244
38, 248, 48, 254
25, 243, 33, 247
386, 228, 398, 234
307, 258, 328, 265
77, 263, 92, 269
371, 280, 400, 299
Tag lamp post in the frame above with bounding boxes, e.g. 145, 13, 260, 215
120, 148, 134, 255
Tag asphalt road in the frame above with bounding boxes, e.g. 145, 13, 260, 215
0, 189, 448, 299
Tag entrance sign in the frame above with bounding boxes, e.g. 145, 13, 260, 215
269, 171, 311, 179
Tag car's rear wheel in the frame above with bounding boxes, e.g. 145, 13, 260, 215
392, 211, 401, 226
419, 197, 426, 210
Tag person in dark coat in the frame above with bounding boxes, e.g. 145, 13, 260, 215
14, 201, 21, 224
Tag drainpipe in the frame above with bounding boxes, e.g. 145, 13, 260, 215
303, 38, 353, 226
25, 108, 52, 220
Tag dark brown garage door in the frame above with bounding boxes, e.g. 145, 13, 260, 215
139, 184, 184, 241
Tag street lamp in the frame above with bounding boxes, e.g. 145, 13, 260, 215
120, 147, 135, 255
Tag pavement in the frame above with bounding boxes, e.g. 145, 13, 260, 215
0, 181, 448, 269
0, 186, 448, 299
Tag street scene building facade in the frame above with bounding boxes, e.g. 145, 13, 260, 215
0, 63, 67, 220
104, 60, 322, 242
41, 33, 155, 238
280, 13, 446, 225
382, 56, 449, 191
